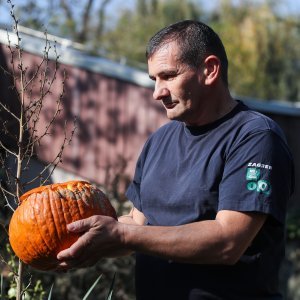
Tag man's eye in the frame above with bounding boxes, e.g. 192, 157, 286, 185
162, 74, 176, 80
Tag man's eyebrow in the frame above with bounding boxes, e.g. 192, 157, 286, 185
149, 70, 178, 80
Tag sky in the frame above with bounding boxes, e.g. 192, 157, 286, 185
106, 0, 300, 16
1, 0, 300, 28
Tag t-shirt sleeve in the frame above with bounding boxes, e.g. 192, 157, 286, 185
125, 140, 150, 211
218, 130, 294, 224
125, 158, 143, 211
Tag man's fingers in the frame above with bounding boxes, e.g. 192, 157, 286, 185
67, 216, 95, 233
57, 233, 90, 260
56, 255, 98, 271
57, 247, 73, 260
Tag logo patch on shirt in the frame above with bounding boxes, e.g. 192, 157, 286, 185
246, 168, 260, 181
246, 167, 271, 195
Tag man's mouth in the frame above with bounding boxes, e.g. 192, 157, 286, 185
163, 101, 177, 109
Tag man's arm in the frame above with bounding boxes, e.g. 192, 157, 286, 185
56, 207, 266, 269
124, 209, 266, 265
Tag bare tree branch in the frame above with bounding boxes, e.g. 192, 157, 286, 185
78, 0, 94, 42
59, 0, 73, 22
96, 0, 111, 38
0, 140, 18, 157
0, 101, 19, 122
1, 2, 75, 299
0, 184, 16, 212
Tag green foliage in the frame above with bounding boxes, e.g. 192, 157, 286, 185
7, 280, 46, 300
101, 0, 203, 69
105, 273, 115, 300
1, 243, 119, 299
47, 283, 54, 300
82, 275, 103, 300
287, 211, 300, 241
82, 273, 115, 300
212, 0, 300, 102
0, 244, 46, 300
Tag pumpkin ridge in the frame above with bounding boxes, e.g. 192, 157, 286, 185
95, 189, 106, 213
21, 193, 49, 265
57, 187, 82, 252
19, 181, 90, 201
63, 187, 81, 223
92, 189, 102, 212
11, 205, 34, 264
59, 187, 73, 225
33, 192, 55, 260
80, 187, 90, 206
58, 186, 82, 249
25, 193, 48, 261
51, 189, 65, 250
45, 189, 61, 254
75, 189, 86, 220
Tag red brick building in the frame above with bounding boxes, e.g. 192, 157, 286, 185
0, 26, 299, 210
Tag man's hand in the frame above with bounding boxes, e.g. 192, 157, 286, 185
56, 215, 126, 270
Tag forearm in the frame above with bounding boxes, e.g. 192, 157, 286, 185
122, 211, 266, 265
123, 220, 229, 264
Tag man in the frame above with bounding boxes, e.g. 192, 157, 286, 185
57, 20, 294, 300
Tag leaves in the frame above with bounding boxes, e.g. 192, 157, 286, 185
101, 0, 203, 68
213, 0, 300, 101
44, 273, 115, 300
82, 274, 103, 300
46, 283, 54, 300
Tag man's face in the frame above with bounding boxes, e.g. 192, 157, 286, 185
148, 42, 207, 126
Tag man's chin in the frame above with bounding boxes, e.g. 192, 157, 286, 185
166, 112, 176, 120
167, 113, 184, 122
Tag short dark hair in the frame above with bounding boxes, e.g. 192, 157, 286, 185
146, 20, 229, 85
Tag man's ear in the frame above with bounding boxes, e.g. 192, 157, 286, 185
202, 55, 221, 85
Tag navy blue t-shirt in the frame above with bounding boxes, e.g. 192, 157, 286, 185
126, 101, 294, 300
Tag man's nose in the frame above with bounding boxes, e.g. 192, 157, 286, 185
153, 86, 170, 100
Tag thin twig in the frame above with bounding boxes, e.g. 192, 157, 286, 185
0, 141, 18, 157
0, 101, 20, 122
20, 275, 32, 299
0, 185, 16, 212
23, 117, 76, 187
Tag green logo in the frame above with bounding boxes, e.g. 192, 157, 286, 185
246, 167, 271, 195
246, 168, 260, 181
247, 181, 257, 191
257, 180, 271, 194
246, 180, 271, 195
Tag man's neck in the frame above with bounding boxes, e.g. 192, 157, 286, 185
185, 90, 237, 127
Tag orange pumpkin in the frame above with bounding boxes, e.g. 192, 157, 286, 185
9, 180, 117, 271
